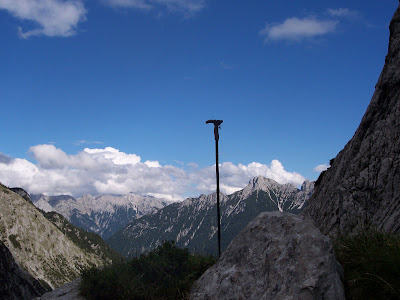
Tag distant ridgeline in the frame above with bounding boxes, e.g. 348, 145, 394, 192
108, 176, 314, 258
30, 193, 170, 240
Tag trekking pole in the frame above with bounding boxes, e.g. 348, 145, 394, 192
206, 119, 223, 258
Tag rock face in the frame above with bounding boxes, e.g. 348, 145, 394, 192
35, 278, 84, 300
190, 212, 345, 300
42, 211, 123, 266
304, 4, 400, 236
0, 240, 46, 300
10, 188, 31, 203
108, 177, 314, 257
0, 184, 108, 289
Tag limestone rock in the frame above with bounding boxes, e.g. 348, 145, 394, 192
0, 240, 46, 300
190, 212, 345, 300
10, 187, 31, 203
304, 3, 400, 236
0, 184, 105, 289
35, 278, 84, 300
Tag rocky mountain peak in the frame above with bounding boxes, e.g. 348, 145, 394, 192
242, 176, 288, 199
300, 180, 314, 192
249, 175, 279, 189
304, 3, 400, 235
241, 176, 314, 202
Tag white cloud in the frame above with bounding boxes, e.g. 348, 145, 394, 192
144, 160, 161, 168
30, 144, 70, 168
83, 147, 141, 165
313, 163, 330, 173
190, 160, 306, 195
0, 0, 205, 38
30, 144, 99, 169
104, 0, 205, 16
260, 16, 337, 43
327, 8, 357, 18
0, 0, 87, 38
0, 145, 308, 201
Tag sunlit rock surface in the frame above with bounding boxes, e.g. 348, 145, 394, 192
0, 184, 105, 289
190, 212, 344, 300
35, 278, 83, 300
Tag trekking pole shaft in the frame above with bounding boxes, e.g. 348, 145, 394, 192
205, 119, 223, 258
215, 131, 221, 258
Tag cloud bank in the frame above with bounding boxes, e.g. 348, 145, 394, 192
0, 0, 87, 38
0, 145, 307, 201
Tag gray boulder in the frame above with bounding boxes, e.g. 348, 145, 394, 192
35, 278, 84, 300
190, 212, 344, 300
303, 3, 400, 236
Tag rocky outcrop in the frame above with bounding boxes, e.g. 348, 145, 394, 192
0, 240, 46, 300
190, 212, 345, 300
0, 184, 106, 289
35, 278, 84, 300
304, 3, 400, 236
10, 188, 31, 203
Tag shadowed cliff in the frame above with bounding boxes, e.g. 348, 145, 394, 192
304, 3, 400, 236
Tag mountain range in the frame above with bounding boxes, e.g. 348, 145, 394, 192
31, 192, 170, 239
108, 176, 314, 257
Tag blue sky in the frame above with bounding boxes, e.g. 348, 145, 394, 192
0, 0, 398, 200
